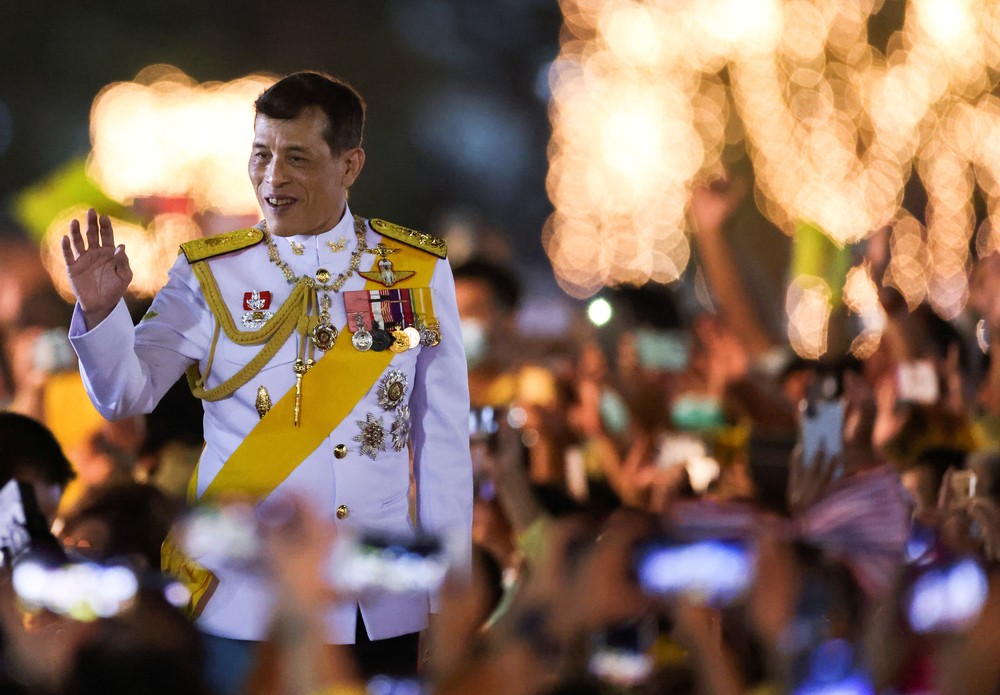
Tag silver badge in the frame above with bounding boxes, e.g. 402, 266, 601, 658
390, 406, 411, 451
352, 313, 373, 352
377, 369, 407, 411
353, 412, 387, 461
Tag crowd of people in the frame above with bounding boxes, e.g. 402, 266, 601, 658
4, 138, 1000, 695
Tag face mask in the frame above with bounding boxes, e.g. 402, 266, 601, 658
461, 319, 488, 367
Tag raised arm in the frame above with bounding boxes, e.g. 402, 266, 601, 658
62, 208, 133, 330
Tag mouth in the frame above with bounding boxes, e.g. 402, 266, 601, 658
264, 195, 296, 208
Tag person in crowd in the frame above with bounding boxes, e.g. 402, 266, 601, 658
61, 71, 472, 693
0, 411, 76, 526
453, 258, 523, 409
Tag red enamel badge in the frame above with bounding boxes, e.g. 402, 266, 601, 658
243, 291, 272, 311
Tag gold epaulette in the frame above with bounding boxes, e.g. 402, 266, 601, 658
369, 218, 447, 259
180, 228, 264, 263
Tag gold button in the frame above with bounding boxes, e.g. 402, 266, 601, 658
334, 443, 348, 459
316, 268, 331, 284
336, 505, 349, 520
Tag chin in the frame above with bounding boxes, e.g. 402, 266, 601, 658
264, 215, 294, 237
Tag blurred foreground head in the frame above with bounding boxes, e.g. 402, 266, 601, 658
0, 412, 75, 523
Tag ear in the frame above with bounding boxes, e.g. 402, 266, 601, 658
341, 147, 366, 188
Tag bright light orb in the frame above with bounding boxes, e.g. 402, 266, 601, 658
587, 297, 614, 326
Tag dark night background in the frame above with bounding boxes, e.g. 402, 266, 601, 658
0, 1, 562, 262
0, 2, 919, 332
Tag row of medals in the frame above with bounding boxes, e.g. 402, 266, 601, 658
310, 267, 441, 354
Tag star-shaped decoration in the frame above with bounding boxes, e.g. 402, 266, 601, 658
391, 406, 411, 452
353, 412, 387, 461
377, 369, 408, 411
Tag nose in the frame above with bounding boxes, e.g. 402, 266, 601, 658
265, 158, 289, 186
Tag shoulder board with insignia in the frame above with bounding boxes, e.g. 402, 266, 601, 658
369, 218, 447, 259
180, 228, 264, 263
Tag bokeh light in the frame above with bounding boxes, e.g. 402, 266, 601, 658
88, 65, 274, 215
549, 0, 1000, 356
41, 67, 275, 299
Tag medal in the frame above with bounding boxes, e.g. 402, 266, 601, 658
390, 406, 411, 451
353, 412, 387, 460
310, 294, 337, 351
377, 370, 408, 410
419, 322, 441, 347
311, 323, 338, 351
403, 326, 421, 350
370, 329, 393, 352
351, 313, 373, 352
242, 290, 274, 330
390, 329, 410, 353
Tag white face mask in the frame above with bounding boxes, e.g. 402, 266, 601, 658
461, 319, 488, 367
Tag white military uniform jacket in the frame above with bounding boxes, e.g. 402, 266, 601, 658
69, 203, 473, 642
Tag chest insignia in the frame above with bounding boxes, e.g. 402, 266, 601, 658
242, 290, 274, 330
354, 412, 388, 461
359, 243, 415, 287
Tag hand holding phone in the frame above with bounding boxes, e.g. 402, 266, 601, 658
633, 538, 755, 606
799, 399, 845, 469
906, 555, 988, 634
327, 530, 450, 596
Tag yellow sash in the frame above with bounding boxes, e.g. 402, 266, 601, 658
163, 243, 437, 615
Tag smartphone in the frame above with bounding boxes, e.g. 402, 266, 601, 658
588, 617, 657, 687
633, 538, 755, 606
905, 555, 988, 634
799, 399, 845, 468
948, 470, 977, 508
327, 530, 449, 595
12, 558, 139, 620
896, 360, 939, 406
174, 502, 262, 567
469, 406, 503, 443
32, 328, 77, 374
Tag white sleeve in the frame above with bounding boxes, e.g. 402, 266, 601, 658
408, 256, 473, 611
69, 256, 213, 420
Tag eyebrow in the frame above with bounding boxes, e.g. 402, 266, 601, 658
252, 142, 311, 153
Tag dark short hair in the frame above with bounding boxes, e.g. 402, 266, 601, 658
453, 258, 522, 313
0, 412, 75, 487
254, 71, 365, 155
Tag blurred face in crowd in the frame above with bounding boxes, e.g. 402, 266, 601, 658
249, 106, 365, 237
455, 277, 505, 366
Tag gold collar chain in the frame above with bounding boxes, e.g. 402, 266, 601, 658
263, 216, 368, 292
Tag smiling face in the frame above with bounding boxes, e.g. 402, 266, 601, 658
249, 106, 365, 237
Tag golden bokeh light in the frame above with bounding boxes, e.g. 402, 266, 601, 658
549, 0, 1000, 356
41, 207, 201, 301
40, 67, 276, 299
88, 65, 274, 215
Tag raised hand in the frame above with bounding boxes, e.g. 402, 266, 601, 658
61, 208, 133, 328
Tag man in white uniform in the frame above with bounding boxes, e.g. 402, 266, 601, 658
62, 72, 472, 692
